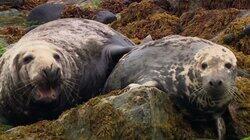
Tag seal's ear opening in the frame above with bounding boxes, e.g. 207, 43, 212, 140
108, 45, 133, 62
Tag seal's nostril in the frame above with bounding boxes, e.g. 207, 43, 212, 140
218, 80, 222, 86
209, 81, 213, 86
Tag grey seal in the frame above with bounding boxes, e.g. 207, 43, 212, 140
104, 35, 243, 140
0, 18, 134, 125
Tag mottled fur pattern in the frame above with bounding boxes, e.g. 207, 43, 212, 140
0, 18, 134, 125
104, 35, 239, 115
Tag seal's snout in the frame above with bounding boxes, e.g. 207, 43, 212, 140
209, 79, 223, 87
41, 66, 61, 85
42, 66, 61, 80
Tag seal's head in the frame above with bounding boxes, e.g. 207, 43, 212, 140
11, 41, 66, 105
191, 45, 238, 109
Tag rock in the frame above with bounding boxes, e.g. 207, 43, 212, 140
141, 34, 153, 44
0, 9, 21, 17
223, 33, 236, 45
242, 24, 250, 36
27, 3, 64, 25
0, 0, 24, 7
0, 9, 26, 27
94, 10, 117, 24
0, 86, 248, 139
0, 87, 208, 139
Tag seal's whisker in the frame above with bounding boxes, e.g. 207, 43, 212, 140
61, 86, 71, 104
228, 87, 246, 102
63, 80, 81, 99
64, 79, 80, 87
62, 81, 80, 102
62, 82, 76, 102
14, 80, 38, 93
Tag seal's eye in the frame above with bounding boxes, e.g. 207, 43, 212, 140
201, 63, 208, 70
23, 55, 34, 64
225, 63, 232, 69
53, 53, 60, 61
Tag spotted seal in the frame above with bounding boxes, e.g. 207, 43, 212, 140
0, 18, 134, 125
103, 35, 243, 139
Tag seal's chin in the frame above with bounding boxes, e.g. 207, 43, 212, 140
207, 88, 226, 100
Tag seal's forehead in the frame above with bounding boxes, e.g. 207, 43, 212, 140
15, 40, 57, 52
195, 45, 237, 65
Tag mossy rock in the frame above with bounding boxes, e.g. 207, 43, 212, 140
0, 87, 219, 139
180, 8, 241, 39
112, 12, 180, 44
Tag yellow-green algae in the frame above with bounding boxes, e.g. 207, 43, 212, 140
113, 13, 180, 44
228, 77, 250, 137
180, 8, 241, 39
201, 0, 250, 10
99, 0, 127, 13
111, 0, 165, 28
0, 87, 218, 139
61, 5, 96, 19
111, 0, 180, 44
218, 15, 250, 55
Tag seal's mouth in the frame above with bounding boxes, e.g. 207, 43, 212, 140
35, 87, 60, 103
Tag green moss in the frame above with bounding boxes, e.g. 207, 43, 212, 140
0, 120, 65, 140
0, 125, 13, 135
0, 39, 6, 57
242, 136, 250, 140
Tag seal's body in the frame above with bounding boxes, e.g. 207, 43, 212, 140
104, 35, 239, 139
0, 18, 134, 125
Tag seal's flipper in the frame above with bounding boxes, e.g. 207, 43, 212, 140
108, 45, 133, 62
216, 117, 226, 140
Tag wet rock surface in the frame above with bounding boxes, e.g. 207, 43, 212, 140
27, 3, 64, 24
94, 10, 117, 24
